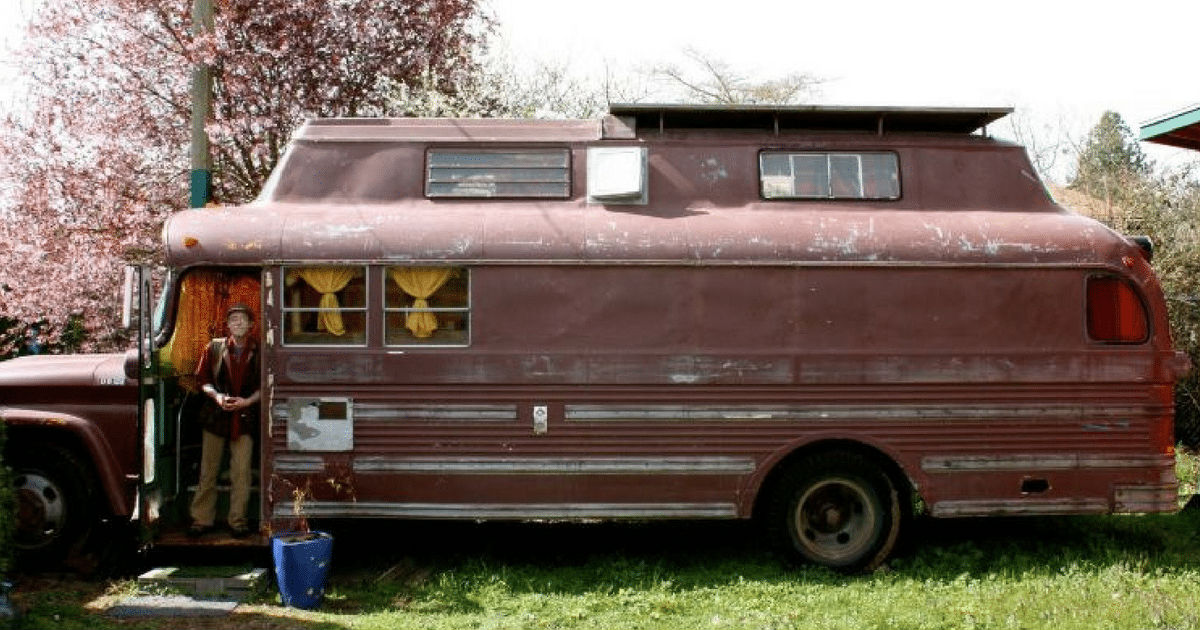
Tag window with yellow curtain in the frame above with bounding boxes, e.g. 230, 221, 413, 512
385, 267, 469, 346
281, 266, 367, 345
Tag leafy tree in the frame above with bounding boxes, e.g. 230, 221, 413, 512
1131, 167, 1200, 445
0, 0, 486, 353
1066, 112, 1200, 443
1070, 111, 1151, 203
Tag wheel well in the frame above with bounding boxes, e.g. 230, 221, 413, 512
4, 426, 105, 512
752, 439, 915, 521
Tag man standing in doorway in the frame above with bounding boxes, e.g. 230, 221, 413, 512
189, 303, 260, 538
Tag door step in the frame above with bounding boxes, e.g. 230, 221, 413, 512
153, 529, 267, 547
137, 566, 267, 600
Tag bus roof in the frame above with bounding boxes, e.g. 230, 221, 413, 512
164, 202, 1129, 269
606, 103, 1012, 135
294, 105, 1013, 143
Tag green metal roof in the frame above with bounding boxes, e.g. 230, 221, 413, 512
1139, 104, 1200, 151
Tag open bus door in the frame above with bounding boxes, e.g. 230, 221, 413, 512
124, 265, 171, 535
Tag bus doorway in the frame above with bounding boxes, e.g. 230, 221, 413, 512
150, 266, 265, 543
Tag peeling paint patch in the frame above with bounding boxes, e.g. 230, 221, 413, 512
698, 158, 728, 184
287, 398, 353, 452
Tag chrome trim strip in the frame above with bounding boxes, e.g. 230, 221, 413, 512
355, 404, 517, 421
931, 498, 1108, 517
275, 501, 738, 519
273, 403, 518, 421
353, 456, 756, 475
273, 455, 325, 473
565, 404, 1147, 422
922, 454, 1172, 472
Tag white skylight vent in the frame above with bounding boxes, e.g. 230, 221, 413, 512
587, 146, 647, 204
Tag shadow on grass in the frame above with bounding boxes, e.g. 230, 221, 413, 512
297, 507, 1200, 613
897, 508, 1200, 577
17, 509, 1199, 624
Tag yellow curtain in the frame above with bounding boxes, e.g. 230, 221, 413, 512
389, 267, 452, 338
293, 267, 355, 336
162, 271, 223, 379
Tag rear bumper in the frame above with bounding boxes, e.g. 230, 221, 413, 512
1113, 482, 1179, 514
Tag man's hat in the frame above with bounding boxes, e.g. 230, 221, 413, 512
226, 303, 254, 321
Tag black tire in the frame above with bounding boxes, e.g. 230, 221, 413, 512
8, 442, 97, 567
764, 450, 901, 573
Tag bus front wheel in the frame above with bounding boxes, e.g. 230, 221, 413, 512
767, 451, 901, 573
8, 443, 95, 567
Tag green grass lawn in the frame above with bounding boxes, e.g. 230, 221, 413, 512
275, 512, 1200, 630
10, 453, 1200, 630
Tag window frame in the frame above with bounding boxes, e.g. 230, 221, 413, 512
758, 150, 901, 201
383, 266, 472, 349
425, 147, 573, 200
279, 265, 370, 348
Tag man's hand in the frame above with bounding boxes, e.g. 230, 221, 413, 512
221, 395, 248, 411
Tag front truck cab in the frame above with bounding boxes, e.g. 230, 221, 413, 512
0, 267, 156, 566
2, 104, 1191, 572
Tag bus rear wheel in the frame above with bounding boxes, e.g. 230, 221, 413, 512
767, 451, 901, 573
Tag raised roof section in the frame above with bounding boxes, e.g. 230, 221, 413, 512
297, 117, 602, 143
292, 105, 1013, 143
608, 103, 1013, 135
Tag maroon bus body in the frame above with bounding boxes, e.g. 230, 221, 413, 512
1, 105, 1190, 570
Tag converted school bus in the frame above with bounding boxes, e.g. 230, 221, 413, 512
0, 104, 1191, 572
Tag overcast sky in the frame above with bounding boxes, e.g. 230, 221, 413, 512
0, 0, 35, 113
488, 0, 1195, 117
486, 0, 1200, 178
1, 0, 1197, 179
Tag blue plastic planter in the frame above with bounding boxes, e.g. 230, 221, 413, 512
271, 531, 333, 609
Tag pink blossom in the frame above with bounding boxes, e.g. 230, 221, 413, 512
0, 0, 484, 353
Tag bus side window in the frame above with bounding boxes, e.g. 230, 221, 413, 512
384, 267, 470, 347
282, 266, 368, 346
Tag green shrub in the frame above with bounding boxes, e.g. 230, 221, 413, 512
1068, 112, 1200, 446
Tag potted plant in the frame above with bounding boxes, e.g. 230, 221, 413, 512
271, 485, 332, 609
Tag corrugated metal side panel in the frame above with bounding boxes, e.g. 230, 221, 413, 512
263, 381, 1173, 520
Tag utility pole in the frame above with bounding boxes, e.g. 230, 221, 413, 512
189, 0, 213, 208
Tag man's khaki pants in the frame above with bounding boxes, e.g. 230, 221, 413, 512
189, 430, 254, 529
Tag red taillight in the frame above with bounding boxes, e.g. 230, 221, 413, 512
1087, 276, 1148, 342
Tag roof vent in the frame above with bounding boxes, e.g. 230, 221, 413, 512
587, 146, 648, 205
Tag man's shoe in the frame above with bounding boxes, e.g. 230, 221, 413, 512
229, 525, 253, 539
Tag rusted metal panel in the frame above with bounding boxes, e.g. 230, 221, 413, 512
166, 110, 1185, 530
165, 203, 1119, 268
931, 498, 1110, 517
922, 454, 1174, 472
280, 501, 739, 520
350, 456, 756, 474
285, 397, 353, 452
0, 407, 137, 517
1113, 483, 1179, 512
296, 117, 602, 143
262, 375, 1175, 518
164, 126, 1103, 270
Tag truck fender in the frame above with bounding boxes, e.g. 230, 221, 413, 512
1, 407, 132, 517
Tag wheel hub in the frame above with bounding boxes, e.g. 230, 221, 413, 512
12, 472, 66, 549
796, 478, 876, 561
